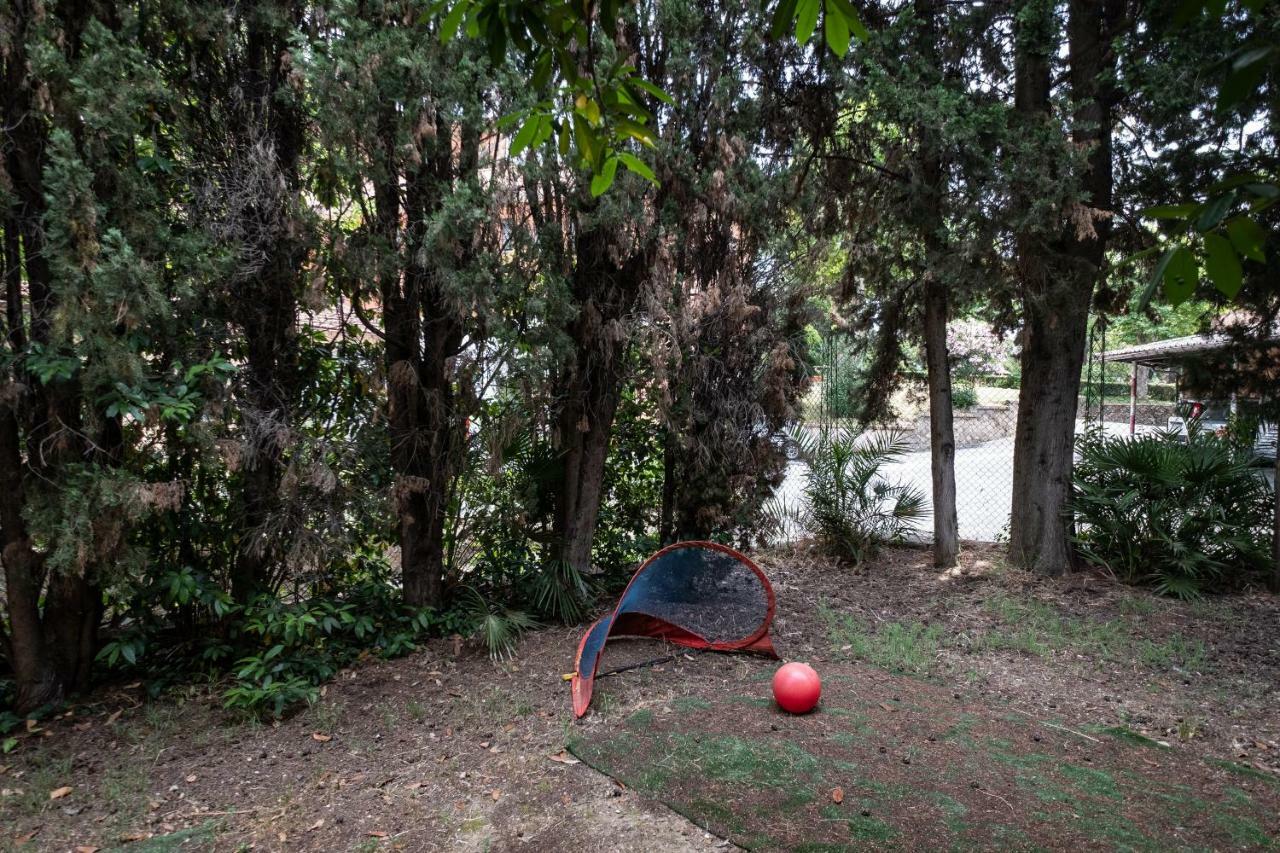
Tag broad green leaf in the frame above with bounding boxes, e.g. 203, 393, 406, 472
824, 0, 851, 57
1225, 216, 1267, 262
829, 0, 869, 40
1244, 182, 1280, 200
616, 117, 657, 148
573, 113, 601, 169
575, 95, 602, 126
617, 151, 656, 183
1231, 45, 1274, 72
1162, 245, 1198, 305
509, 114, 540, 157
1138, 245, 1175, 311
630, 78, 675, 105
530, 51, 553, 91
1140, 203, 1198, 219
1194, 192, 1235, 231
796, 0, 821, 44
438, 0, 469, 43
771, 0, 799, 39
590, 156, 619, 197
1203, 232, 1243, 298
1217, 60, 1266, 113
1207, 172, 1264, 193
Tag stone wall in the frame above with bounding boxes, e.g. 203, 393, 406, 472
902, 404, 1017, 450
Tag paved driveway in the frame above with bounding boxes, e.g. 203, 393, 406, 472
777, 421, 1159, 543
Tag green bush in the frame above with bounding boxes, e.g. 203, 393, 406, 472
1072, 429, 1273, 598
95, 556, 482, 719
789, 426, 928, 563
952, 383, 978, 410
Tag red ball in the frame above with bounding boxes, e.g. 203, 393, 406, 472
772, 662, 821, 714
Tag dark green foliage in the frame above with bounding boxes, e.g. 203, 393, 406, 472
1073, 429, 1273, 597
97, 554, 471, 719
951, 383, 978, 410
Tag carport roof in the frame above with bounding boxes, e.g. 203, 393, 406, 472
1101, 332, 1279, 366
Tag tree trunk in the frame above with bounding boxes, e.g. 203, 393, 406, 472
923, 275, 959, 567
550, 226, 648, 575
227, 4, 306, 602
915, 0, 958, 568
0, 0, 106, 711
1272, 447, 1279, 592
1008, 0, 1119, 574
377, 103, 472, 609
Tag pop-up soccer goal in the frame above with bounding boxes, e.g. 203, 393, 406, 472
571, 541, 778, 717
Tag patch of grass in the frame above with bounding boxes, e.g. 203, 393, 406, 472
1094, 725, 1170, 749
929, 791, 969, 834
1059, 763, 1121, 800
1116, 595, 1157, 616
1208, 758, 1280, 788
625, 709, 654, 729
820, 604, 942, 674
405, 699, 426, 722
1138, 633, 1208, 671
685, 798, 746, 833
105, 818, 224, 852
666, 734, 821, 790
940, 713, 979, 747
817, 805, 899, 842
7, 752, 73, 817
1213, 814, 1271, 847
671, 696, 712, 712
977, 593, 1123, 660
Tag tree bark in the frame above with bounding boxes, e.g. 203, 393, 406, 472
375, 100, 473, 609
915, 0, 959, 568
923, 275, 959, 566
227, 2, 307, 602
1272, 447, 1279, 592
1008, 0, 1119, 574
0, 0, 107, 711
550, 225, 648, 575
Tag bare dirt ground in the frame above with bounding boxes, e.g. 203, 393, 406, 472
3, 542, 1278, 851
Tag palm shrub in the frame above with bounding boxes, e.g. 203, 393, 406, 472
1072, 428, 1272, 598
788, 426, 928, 563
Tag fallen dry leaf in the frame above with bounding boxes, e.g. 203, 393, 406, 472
185, 775, 197, 783
311, 732, 332, 742
490, 789, 501, 801
405, 781, 424, 790
369, 830, 389, 838
117, 831, 149, 842
831, 787, 844, 804
878, 702, 896, 713
49, 786, 73, 800
307, 819, 324, 832
25, 720, 40, 732
74, 846, 99, 853
547, 751, 580, 765
13, 828, 40, 844
106, 710, 122, 725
